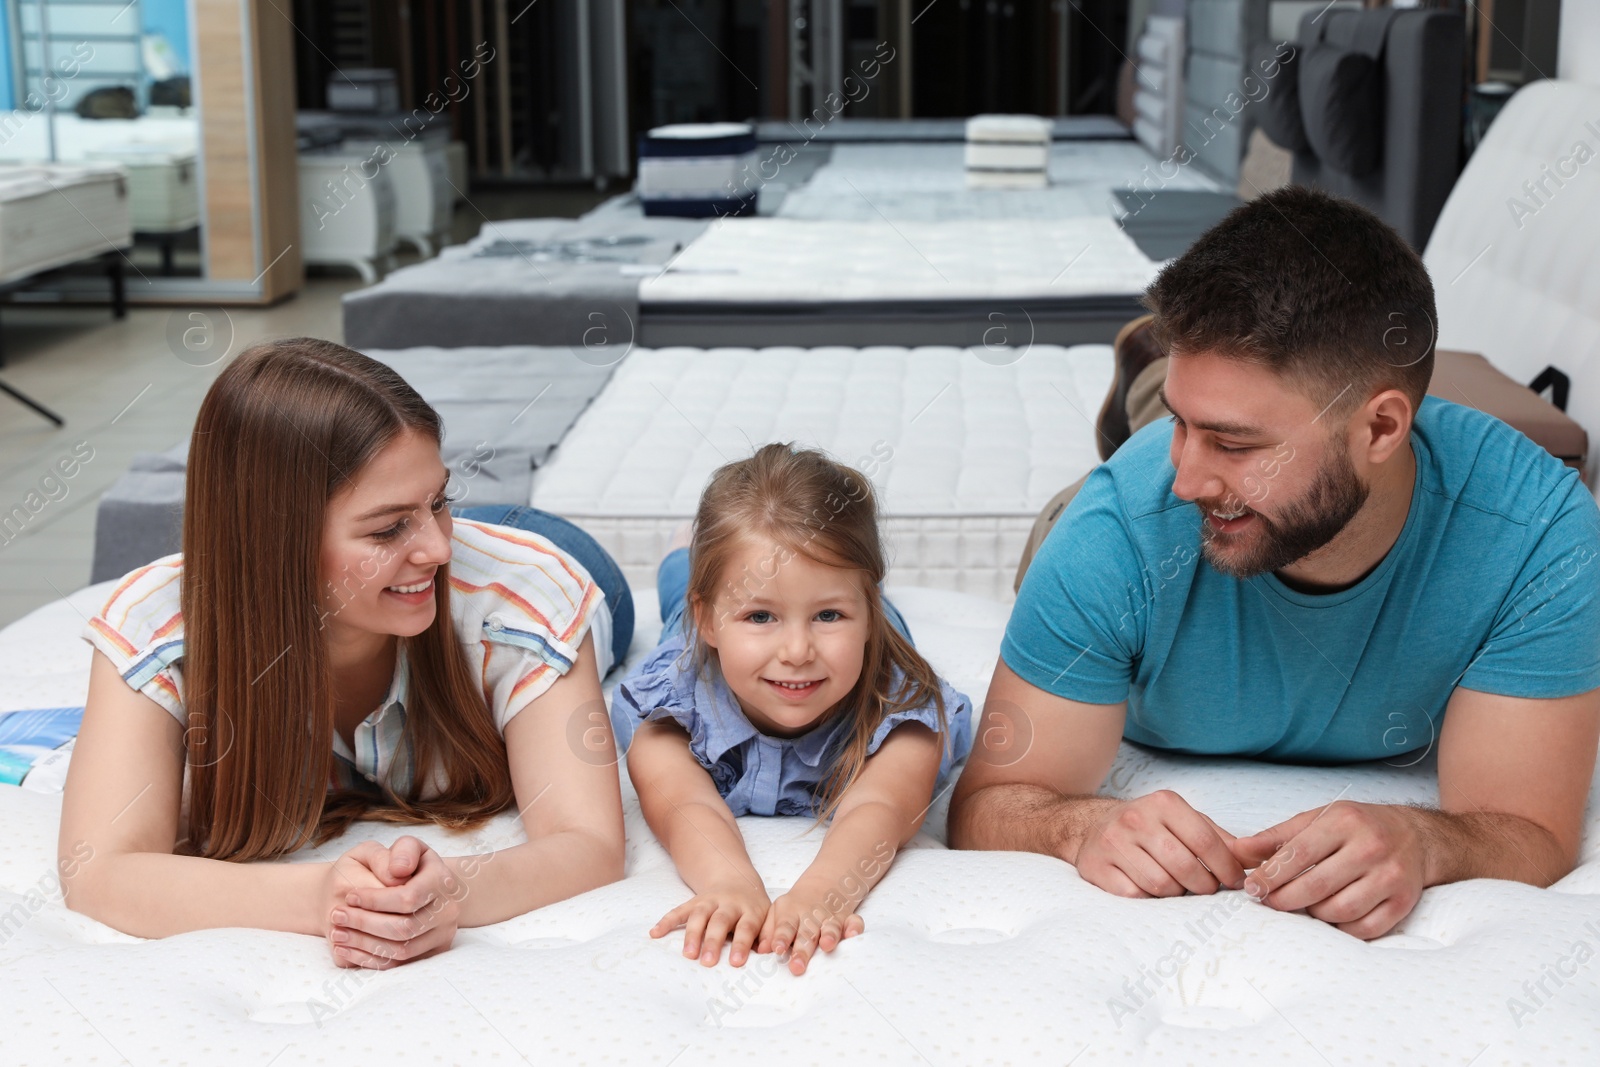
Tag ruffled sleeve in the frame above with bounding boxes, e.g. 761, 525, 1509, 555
611, 635, 708, 753
81, 556, 188, 723
867, 674, 976, 786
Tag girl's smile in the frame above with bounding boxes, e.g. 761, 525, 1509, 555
699, 539, 871, 738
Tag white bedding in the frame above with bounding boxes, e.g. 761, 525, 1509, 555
528, 345, 1116, 600
2, 581, 1598, 1063
638, 216, 1161, 305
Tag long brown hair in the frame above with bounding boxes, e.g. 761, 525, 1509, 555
181, 337, 514, 861
685, 443, 947, 819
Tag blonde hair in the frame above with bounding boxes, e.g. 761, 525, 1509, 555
684, 443, 947, 819
181, 338, 515, 860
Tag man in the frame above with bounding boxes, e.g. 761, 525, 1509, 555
949, 187, 1600, 939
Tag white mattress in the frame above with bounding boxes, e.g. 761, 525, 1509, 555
84, 145, 200, 232
638, 217, 1161, 305
0, 163, 131, 284
529, 345, 1116, 600
3, 581, 1598, 1063
1423, 79, 1600, 487
774, 140, 1220, 222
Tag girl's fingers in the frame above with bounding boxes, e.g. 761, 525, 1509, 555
699, 910, 736, 966
843, 914, 866, 939
681, 906, 714, 960
754, 907, 777, 954
729, 913, 762, 967
770, 917, 797, 956
817, 917, 843, 952
650, 900, 695, 938
788, 920, 821, 975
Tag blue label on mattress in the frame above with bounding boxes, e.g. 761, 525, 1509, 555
0, 707, 84, 747
0, 707, 84, 786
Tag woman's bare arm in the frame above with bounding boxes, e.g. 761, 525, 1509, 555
59, 651, 365, 937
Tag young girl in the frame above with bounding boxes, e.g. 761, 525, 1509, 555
60, 337, 632, 969
612, 443, 974, 976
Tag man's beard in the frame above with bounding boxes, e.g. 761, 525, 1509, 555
1199, 446, 1370, 579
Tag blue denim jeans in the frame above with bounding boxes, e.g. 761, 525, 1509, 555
454, 505, 634, 671
657, 547, 912, 644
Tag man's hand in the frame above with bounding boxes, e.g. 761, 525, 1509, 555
1077, 789, 1246, 898
1233, 801, 1427, 940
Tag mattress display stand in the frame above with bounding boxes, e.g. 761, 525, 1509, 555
0, 248, 129, 427
138, 225, 201, 276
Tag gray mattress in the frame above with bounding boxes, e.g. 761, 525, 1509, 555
90, 346, 621, 583
341, 135, 1215, 351
362, 346, 621, 473
341, 215, 707, 351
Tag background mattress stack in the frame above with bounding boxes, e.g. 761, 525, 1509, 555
84, 144, 199, 232
637, 122, 759, 217
1132, 15, 1187, 160
964, 114, 1050, 188
0, 163, 130, 284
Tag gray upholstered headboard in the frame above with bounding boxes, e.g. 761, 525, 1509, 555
1289, 8, 1465, 250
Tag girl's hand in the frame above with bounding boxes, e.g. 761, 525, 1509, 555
328, 837, 464, 969
650, 881, 770, 967
758, 888, 866, 976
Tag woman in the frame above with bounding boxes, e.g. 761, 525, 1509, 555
59, 337, 632, 969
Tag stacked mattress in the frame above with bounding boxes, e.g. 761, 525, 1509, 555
1132, 15, 1187, 159
0, 163, 130, 285
637, 123, 760, 217
529, 345, 1115, 600
3, 580, 1598, 1062
964, 115, 1050, 188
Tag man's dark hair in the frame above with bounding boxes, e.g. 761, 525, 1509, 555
1141, 186, 1436, 420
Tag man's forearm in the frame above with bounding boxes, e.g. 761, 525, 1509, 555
948, 783, 1121, 863
1408, 806, 1574, 888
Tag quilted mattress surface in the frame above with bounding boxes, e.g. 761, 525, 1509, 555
528, 345, 1115, 599
2, 582, 1598, 1064
638, 216, 1161, 305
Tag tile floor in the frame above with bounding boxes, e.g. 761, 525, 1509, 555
0, 185, 609, 627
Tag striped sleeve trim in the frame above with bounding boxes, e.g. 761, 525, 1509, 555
448, 519, 604, 725
82, 558, 187, 719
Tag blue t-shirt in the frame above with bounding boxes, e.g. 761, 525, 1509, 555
612, 633, 975, 816
1003, 396, 1600, 763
